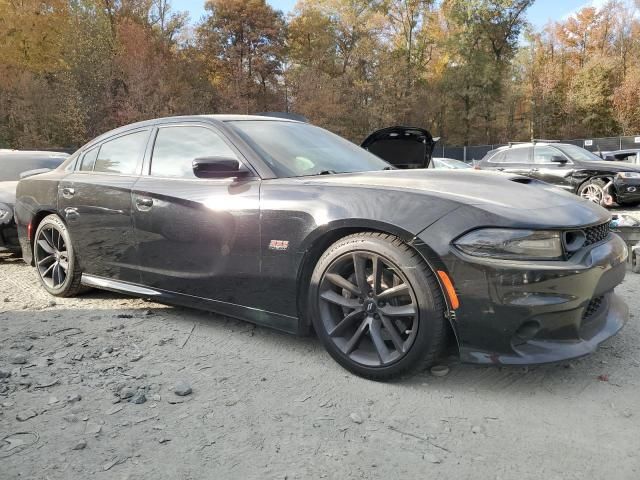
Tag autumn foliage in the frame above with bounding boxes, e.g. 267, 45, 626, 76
0, 0, 639, 149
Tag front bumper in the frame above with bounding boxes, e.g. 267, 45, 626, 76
613, 177, 640, 203
424, 232, 629, 365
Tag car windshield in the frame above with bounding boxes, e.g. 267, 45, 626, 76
555, 144, 603, 162
0, 153, 67, 181
433, 158, 471, 169
228, 120, 391, 177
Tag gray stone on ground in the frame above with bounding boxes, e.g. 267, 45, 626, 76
10, 353, 28, 364
349, 413, 364, 424
174, 380, 192, 396
72, 440, 87, 450
119, 387, 136, 400
129, 391, 147, 404
66, 393, 82, 403
0, 369, 11, 378
16, 410, 38, 421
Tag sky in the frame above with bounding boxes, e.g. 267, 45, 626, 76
178, 0, 611, 27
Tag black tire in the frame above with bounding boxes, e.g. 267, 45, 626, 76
633, 252, 640, 274
578, 178, 609, 206
619, 201, 640, 208
309, 232, 447, 380
33, 214, 83, 297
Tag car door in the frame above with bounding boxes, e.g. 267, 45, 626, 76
529, 145, 574, 191
482, 147, 532, 175
58, 129, 150, 282
131, 123, 262, 307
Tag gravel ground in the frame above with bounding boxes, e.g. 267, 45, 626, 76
1, 253, 639, 480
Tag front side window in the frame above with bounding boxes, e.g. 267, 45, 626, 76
534, 146, 566, 163
94, 131, 148, 174
150, 126, 238, 178
228, 120, 390, 177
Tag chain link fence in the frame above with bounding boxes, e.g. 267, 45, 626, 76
436, 135, 640, 163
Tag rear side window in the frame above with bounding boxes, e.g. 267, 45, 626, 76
79, 147, 99, 171
503, 147, 531, 163
488, 152, 506, 163
94, 131, 148, 175
150, 126, 237, 179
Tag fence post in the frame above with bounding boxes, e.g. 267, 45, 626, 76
463, 146, 467, 163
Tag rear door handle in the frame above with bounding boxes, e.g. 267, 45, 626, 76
530, 168, 539, 172
135, 197, 153, 210
497, 168, 505, 171
62, 187, 75, 198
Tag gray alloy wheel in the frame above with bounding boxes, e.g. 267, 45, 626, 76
318, 251, 418, 367
33, 215, 83, 297
309, 232, 447, 380
578, 178, 607, 206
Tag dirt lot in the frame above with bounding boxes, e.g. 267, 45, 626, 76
1, 254, 639, 480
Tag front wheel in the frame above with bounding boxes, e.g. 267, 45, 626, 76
309, 232, 447, 380
578, 178, 608, 206
33, 214, 83, 297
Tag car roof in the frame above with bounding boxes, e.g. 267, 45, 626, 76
493, 142, 575, 151
82, 114, 300, 152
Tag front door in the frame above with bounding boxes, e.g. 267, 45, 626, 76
528, 145, 574, 191
131, 124, 261, 307
58, 129, 150, 282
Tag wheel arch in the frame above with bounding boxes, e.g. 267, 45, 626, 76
24, 209, 60, 265
295, 222, 459, 356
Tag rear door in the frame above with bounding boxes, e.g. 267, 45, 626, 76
483, 147, 532, 175
58, 129, 150, 282
131, 123, 262, 306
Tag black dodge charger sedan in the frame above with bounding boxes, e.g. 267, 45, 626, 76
478, 141, 640, 207
14, 116, 629, 379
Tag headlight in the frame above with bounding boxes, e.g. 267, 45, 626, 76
0, 208, 9, 221
617, 172, 640, 179
454, 229, 563, 260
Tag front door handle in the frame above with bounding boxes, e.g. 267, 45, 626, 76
62, 187, 75, 198
135, 197, 153, 210
530, 168, 539, 172
497, 168, 505, 171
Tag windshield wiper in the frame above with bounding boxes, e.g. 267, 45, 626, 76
313, 170, 337, 175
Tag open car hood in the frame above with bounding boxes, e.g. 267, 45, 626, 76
361, 126, 437, 169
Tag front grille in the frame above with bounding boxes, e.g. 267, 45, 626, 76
583, 222, 610, 247
583, 295, 604, 320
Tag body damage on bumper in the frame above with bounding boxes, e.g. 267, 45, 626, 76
414, 222, 629, 365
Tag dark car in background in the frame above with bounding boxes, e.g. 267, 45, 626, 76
478, 142, 640, 207
0, 150, 68, 253
14, 116, 628, 379
603, 149, 640, 165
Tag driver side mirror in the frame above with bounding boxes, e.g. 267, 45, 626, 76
551, 156, 568, 164
192, 156, 250, 179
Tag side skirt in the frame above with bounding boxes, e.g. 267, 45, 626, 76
81, 274, 299, 334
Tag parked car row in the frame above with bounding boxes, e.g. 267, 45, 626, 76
0, 150, 68, 253
477, 141, 640, 207
5, 116, 630, 380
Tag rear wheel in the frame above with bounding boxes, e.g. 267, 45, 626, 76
33, 214, 83, 297
309, 232, 447, 380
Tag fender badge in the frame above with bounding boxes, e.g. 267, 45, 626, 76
269, 240, 289, 251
